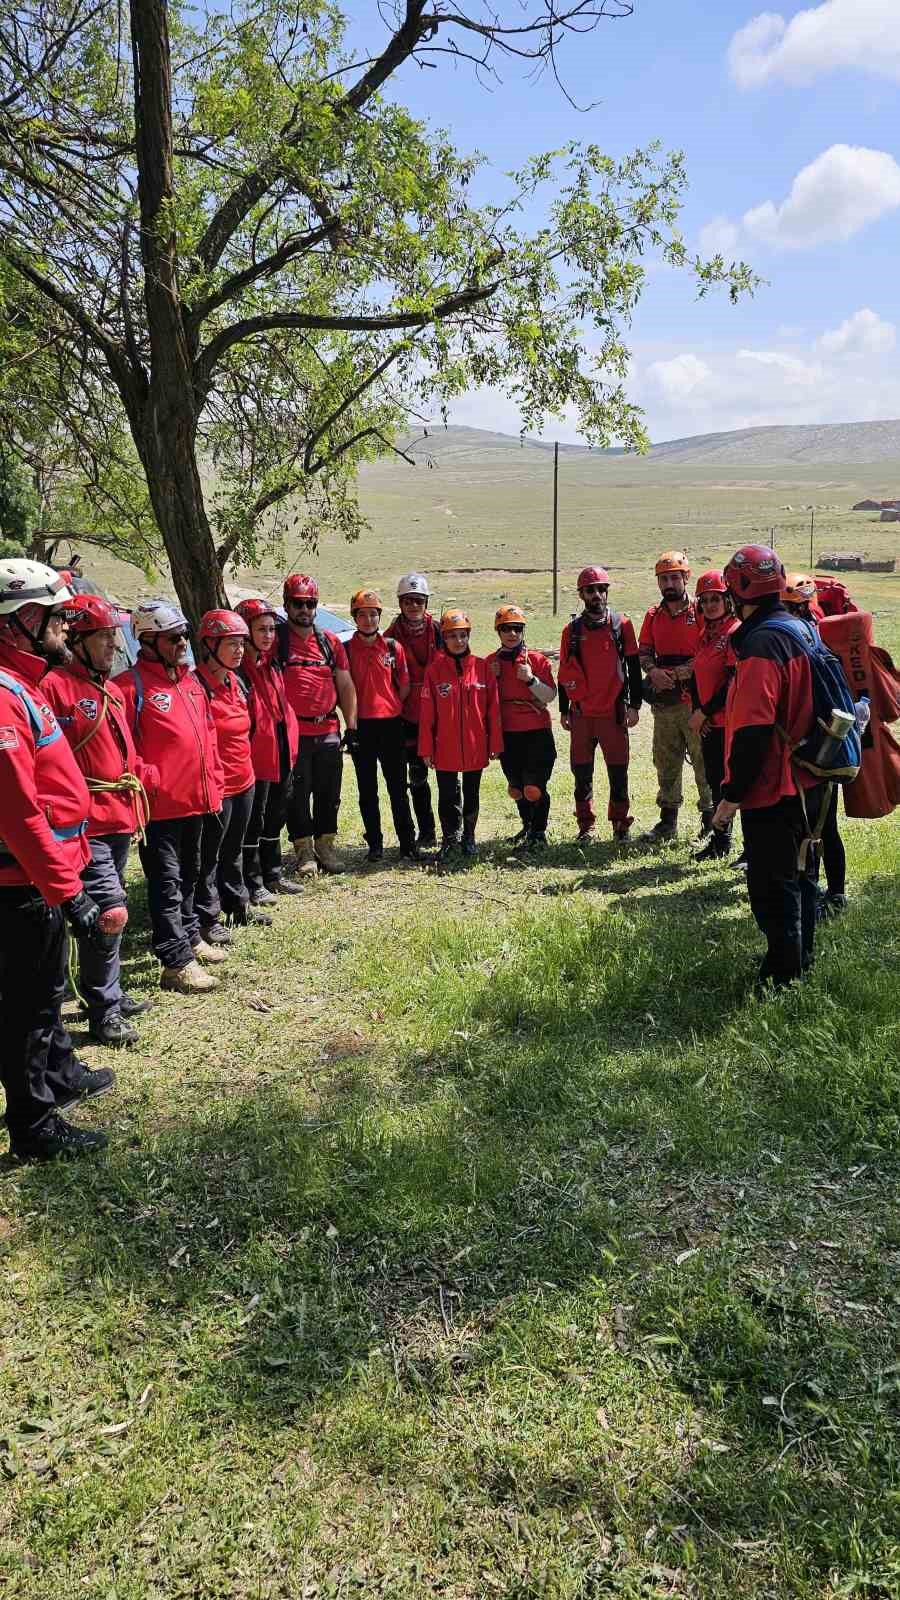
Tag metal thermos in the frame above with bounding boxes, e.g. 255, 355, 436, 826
815, 708, 854, 766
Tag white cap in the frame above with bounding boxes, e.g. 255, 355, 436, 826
132, 599, 189, 637
396, 572, 430, 599
0, 559, 74, 616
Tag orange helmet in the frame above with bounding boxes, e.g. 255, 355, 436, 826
495, 604, 526, 630
655, 550, 690, 576
440, 608, 471, 635
350, 588, 382, 614
783, 573, 817, 606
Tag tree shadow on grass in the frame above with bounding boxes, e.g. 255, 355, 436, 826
6, 875, 899, 1588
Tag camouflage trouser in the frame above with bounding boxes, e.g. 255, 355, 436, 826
651, 701, 713, 811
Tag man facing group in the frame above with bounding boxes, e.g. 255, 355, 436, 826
1, 542, 885, 1164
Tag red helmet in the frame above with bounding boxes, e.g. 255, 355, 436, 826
577, 565, 610, 590
234, 597, 278, 625
64, 594, 129, 633
198, 608, 250, 640
695, 570, 728, 598
723, 544, 785, 601
283, 574, 318, 603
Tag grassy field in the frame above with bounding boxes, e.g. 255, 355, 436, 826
2, 450, 899, 1598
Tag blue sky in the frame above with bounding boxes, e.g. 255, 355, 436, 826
353, 1, 900, 443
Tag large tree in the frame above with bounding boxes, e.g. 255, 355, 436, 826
0, 0, 753, 620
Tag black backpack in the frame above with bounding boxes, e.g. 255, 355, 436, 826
276, 620, 336, 674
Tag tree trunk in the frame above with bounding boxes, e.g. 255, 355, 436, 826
139, 416, 227, 624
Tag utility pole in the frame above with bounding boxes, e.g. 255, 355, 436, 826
809, 506, 815, 569
552, 441, 559, 616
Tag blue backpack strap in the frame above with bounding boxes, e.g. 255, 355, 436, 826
0, 668, 61, 748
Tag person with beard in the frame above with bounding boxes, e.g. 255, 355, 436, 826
639, 552, 713, 841
712, 544, 825, 990
0, 560, 114, 1160
687, 572, 739, 862
557, 567, 642, 842
345, 589, 418, 863
115, 601, 226, 993
277, 574, 357, 877
487, 605, 557, 851
384, 573, 442, 849
418, 610, 503, 861
43, 595, 157, 1046
233, 597, 300, 903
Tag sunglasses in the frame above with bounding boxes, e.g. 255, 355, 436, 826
289, 598, 317, 608
402, 595, 427, 604
161, 629, 189, 643
499, 623, 525, 633
582, 584, 608, 595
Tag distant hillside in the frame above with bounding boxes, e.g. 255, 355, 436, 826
399, 420, 900, 467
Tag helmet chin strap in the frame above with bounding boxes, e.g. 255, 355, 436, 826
10, 605, 52, 652
73, 633, 107, 681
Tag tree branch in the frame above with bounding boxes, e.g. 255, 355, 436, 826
186, 217, 342, 327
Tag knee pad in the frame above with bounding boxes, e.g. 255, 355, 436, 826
507, 784, 524, 801
97, 904, 128, 935
523, 784, 542, 803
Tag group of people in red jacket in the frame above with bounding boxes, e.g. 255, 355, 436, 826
0, 544, 895, 1162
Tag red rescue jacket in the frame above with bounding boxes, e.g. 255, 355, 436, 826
691, 618, 738, 731
559, 613, 639, 718
485, 645, 555, 733
196, 664, 255, 797
240, 649, 299, 783
346, 632, 410, 719
0, 638, 91, 904
639, 602, 700, 706
43, 658, 158, 836
114, 655, 224, 821
820, 610, 900, 817
418, 651, 503, 772
383, 613, 443, 723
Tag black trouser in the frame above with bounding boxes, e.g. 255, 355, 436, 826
436, 769, 483, 839
820, 785, 845, 897
196, 784, 255, 926
401, 719, 436, 839
138, 814, 204, 971
77, 832, 130, 1024
286, 732, 342, 839
0, 887, 85, 1135
699, 727, 732, 854
742, 787, 823, 986
243, 724, 292, 892
499, 727, 556, 835
351, 716, 416, 850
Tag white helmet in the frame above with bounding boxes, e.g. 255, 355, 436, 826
0, 558, 74, 616
397, 572, 430, 599
131, 599, 189, 637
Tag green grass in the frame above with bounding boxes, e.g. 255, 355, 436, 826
3, 455, 899, 1597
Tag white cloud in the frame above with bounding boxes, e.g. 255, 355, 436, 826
728, 1, 900, 90
817, 307, 897, 357
737, 348, 823, 385
698, 215, 741, 258
699, 144, 900, 254
646, 353, 712, 402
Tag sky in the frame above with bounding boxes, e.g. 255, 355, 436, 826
353, 0, 900, 444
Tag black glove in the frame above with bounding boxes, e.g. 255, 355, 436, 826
62, 889, 102, 943
341, 728, 360, 756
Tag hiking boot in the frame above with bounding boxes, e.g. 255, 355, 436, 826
416, 830, 438, 850
266, 876, 302, 896
699, 808, 715, 837
820, 890, 848, 919
201, 921, 233, 946
193, 939, 228, 965
56, 1061, 116, 1111
161, 959, 219, 993
438, 836, 460, 862
315, 834, 346, 874
228, 906, 273, 927
641, 807, 679, 842
292, 838, 318, 877
576, 822, 595, 842
461, 831, 477, 859
612, 822, 633, 843
250, 885, 278, 906
366, 844, 384, 864
695, 830, 731, 862
398, 842, 421, 862
10, 1113, 108, 1162
527, 832, 548, 851
508, 826, 528, 846
88, 1012, 139, 1049
731, 847, 749, 872
120, 993, 153, 1019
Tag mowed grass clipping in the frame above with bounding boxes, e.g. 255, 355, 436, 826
3, 454, 900, 1597
1, 774, 898, 1599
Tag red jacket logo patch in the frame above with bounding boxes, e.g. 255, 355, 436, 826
437, 682, 451, 697
0, 724, 19, 749
77, 697, 98, 720
148, 691, 172, 712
